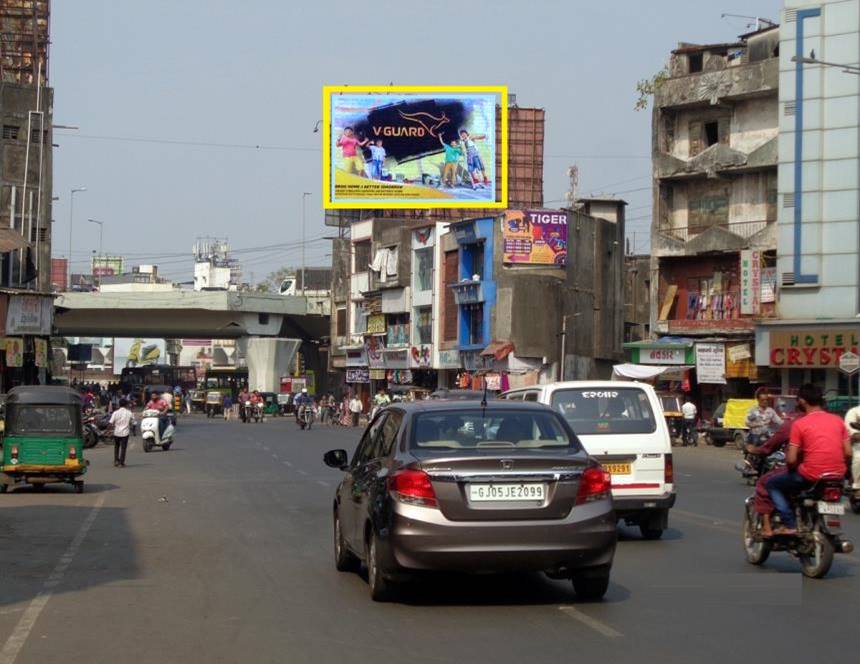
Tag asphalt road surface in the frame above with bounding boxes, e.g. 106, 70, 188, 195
1, 415, 857, 664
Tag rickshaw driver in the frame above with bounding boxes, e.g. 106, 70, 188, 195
146, 392, 170, 438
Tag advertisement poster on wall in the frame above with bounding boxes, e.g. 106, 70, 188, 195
501, 210, 568, 266
696, 343, 726, 384
324, 86, 507, 209
6, 295, 52, 335
5, 337, 23, 367
740, 250, 761, 315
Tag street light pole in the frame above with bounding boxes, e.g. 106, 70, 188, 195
301, 192, 312, 296
68, 187, 86, 288
88, 218, 104, 256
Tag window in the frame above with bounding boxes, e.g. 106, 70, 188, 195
2, 125, 19, 140
352, 303, 368, 334
523, 392, 539, 402
443, 250, 459, 341
380, 410, 403, 457
336, 307, 347, 336
415, 307, 432, 344
410, 409, 579, 451
352, 413, 387, 466
704, 121, 719, 147
465, 305, 483, 346
550, 388, 657, 435
353, 241, 371, 273
7, 405, 78, 435
688, 53, 703, 73
414, 247, 433, 292
462, 242, 484, 280
387, 313, 409, 346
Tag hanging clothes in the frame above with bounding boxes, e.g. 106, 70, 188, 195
369, 248, 391, 283
500, 372, 510, 392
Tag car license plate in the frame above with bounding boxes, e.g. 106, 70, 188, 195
603, 463, 631, 475
468, 483, 545, 502
818, 501, 845, 515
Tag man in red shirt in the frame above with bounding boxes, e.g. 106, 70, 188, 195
766, 384, 851, 535
145, 392, 169, 437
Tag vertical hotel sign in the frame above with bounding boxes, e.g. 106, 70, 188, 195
740, 250, 761, 315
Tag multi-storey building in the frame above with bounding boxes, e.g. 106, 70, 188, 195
645, 25, 781, 415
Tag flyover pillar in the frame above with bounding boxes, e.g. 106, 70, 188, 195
241, 337, 301, 392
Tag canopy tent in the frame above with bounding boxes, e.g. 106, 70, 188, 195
612, 363, 694, 382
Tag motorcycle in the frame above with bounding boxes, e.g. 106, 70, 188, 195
735, 449, 785, 486
82, 415, 100, 449
253, 401, 264, 423
140, 408, 175, 453
742, 474, 854, 578
297, 404, 314, 430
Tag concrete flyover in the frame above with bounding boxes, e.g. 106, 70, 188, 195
53, 290, 329, 340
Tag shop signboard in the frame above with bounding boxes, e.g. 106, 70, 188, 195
369, 369, 386, 380
727, 343, 751, 363
639, 347, 687, 365
324, 86, 506, 209
501, 210, 568, 266
740, 250, 761, 315
410, 345, 432, 368
346, 368, 370, 384
384, 348, 409, 369
6, 295, 52, 335
769, 329, 860, 368
366, 314, 386, 335
839, 351, 860, 375
696, 343, 726, 384
438, 349, 460, 369
364, 336, 385, 369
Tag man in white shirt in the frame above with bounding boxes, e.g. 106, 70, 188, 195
844, 404, 860, 496
109, 398, 135, 468
681, 397, 698, 446
349, 396, 363, 427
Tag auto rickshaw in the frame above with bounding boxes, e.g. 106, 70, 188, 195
205, 390, 224, 418
657, 392, 684, 445
261, 392, 280, 417
0, 386, 88, 494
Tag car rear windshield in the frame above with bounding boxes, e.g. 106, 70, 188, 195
410, 409, 578, 451
6, 405, 78, 436
550, 388, 657, 435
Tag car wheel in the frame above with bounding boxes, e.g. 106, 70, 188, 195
366, 532, 393, 602
334, 514, 359, 572
0, 484, 8, 494
639, 524, 664, 540
711, 438, 726, 448
571, 571, 610, 601
74, 481, 84, 494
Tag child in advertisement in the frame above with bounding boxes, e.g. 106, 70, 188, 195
336, 127, 369, 176
459, 129, 490, 189
368, 139, 386, 180
439, 134, 463, 188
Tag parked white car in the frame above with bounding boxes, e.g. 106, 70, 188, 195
500, 381, 675, 539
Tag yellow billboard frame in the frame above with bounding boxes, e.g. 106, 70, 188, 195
322, 85, 508, 210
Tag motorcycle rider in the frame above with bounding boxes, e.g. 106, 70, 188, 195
765, 383, 852, 536
747, 402, 805, 538
294, 388, 314, 423
237, 387, 250, 422
680, 396, 697, 446
145, 391, 169, 438
844, 403, 860, 501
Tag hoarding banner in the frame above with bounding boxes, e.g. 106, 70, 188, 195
6, 295, 52, 335
502, 210, 568, 266
740, 250, 761, 315
696, 343, 726, 384
112, 337, 167, 375
324, 86, 507, 209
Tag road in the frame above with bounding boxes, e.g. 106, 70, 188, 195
0, 415, 856, 663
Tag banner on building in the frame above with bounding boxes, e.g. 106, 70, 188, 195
502, 210, 568, 266
727, 343, 751, 363
34, 338, 47, 367
6, 295, 52, 335
410, 345, 432, 368
5, 337, 23, 367
364, 336, 385, 369
112, 338, 166, 375
760, 267, 776, 303
740, 250, 761, 314
366, 314, 386, 335
695, 343, 726, 384
324, 86, 507, 209
346, 368, 369, 384
438, 350, 460, 369
769, 328, 860, 368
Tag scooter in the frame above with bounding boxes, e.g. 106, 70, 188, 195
140, 409, 175, 452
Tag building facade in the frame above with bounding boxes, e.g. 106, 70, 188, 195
756, 0, 860, 395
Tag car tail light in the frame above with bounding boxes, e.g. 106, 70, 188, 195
10, 445, 19, 460
665, 454, 674, 485
823, 486, 842, 502
68, 446, 77, 460
576, 466, 611, 504
389, 469, 438, 508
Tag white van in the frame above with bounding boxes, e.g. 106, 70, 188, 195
500, 381, 675, 539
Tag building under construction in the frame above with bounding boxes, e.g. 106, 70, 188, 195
0, 0, 53, 291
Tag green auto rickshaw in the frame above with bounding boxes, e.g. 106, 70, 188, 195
261, 392, 280, 417
1, 386, 88, 494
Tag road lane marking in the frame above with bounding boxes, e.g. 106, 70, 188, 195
271, 454, 279, 460
297, 469, 308, 476
283, 461, 293, 467
0, 495, 106, 664
316, 480, 329, 487
558, 606, 622, 638
262, 446, 270, 451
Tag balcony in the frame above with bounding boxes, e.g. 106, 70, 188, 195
657, 220, 773, 243
451, 280, 484, 305
386, 323, 410, 347
654, 57, 777, 110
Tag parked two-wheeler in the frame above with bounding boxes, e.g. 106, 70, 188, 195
742, 475, 854, 578
82, 415, 100, 449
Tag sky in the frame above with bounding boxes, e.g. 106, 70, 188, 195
50, 0, 783, 285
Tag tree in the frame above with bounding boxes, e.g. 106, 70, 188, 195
254, 266, 296, 294
634, 66, 669, 111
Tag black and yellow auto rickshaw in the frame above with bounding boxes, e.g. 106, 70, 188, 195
0, 386, 88, 494
205, 390, 224, 417
190, 389, 206, 413
657, 391, 684, 445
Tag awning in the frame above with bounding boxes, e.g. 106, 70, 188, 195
481, 340, 515, 361
612, 363, 694, 381
0, 228, 29, 252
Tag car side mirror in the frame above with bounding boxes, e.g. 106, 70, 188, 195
323, 449, 349, 470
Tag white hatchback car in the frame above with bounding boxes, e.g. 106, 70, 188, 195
500, 381, 675, 539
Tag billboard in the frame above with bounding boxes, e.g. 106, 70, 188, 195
92, 255, 125, 278
323, 86, 507, 209
112, 337, 167, 374
502, 210, 568, 266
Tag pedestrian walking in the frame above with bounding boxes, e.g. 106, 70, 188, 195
339, 395, 351, 427
109, 398, 135, 468
349, 395, 363, 427
223, 394, 233, 420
